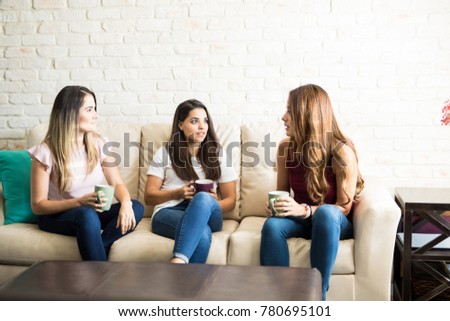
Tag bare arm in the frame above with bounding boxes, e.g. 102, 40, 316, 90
145, 172, 236, 214
102, 156, 137, 234
30, 157, 98, 215
144, 175, 194, 206
331, 144, 358, 215
217, 180, 236, 213
276, 138, 291, 192
274, 144, 358, 217
264, 139, 292, 217
102, 160, 131, 204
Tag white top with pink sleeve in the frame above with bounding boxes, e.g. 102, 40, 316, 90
28, 137, 109, 200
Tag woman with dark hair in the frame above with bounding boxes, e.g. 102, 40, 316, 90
29, 85, 144, 261
260, 84, 364, 300
145, 99, 237, 264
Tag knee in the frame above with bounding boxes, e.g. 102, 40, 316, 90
193, 191, 213, 203
312, 205, 341, 226
192, 192, 216, 208
75, 206, 101, 230
262, 218, 283, 238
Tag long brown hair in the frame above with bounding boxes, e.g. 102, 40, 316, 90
288, 84, 364, 205
167, 99, 221, 181
44, 85, 100, 192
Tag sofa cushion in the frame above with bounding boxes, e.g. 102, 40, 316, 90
0, 150, 37, 225
228, 216, 355, 274
138, 124, 171, 218
109, 218, 239, 265
0, 218, 239, 266
139, 123, 241, 220
98, 123, 141, 200
240, 123, 286, 219
0, 223, 81, 265
26, 123, 47, 148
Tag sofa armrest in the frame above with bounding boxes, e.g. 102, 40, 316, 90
352, 183, 400, 300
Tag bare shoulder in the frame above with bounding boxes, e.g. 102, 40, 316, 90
279, 137, 290, 147
92, 132, 106, 144
277, 137, 291, 158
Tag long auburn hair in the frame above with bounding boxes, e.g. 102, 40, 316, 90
288, 84, 364, 205
167, 99, 221, 181
44, 85, 100, 192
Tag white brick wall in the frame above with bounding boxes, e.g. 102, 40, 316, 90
1, 0, 450, 189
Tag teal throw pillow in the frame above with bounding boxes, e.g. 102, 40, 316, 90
0, 150, 37, 224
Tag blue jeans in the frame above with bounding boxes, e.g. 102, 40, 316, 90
38, 200, 144, 261
260, 204, 353, 300
151, 192, 223, 263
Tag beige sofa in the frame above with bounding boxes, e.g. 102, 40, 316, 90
0, 122, 400, 300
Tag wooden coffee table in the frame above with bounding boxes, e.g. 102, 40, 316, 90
0, 261, 322, 300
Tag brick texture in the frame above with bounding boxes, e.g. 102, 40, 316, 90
1, 0, 450, 188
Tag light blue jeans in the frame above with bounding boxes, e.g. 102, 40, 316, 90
151, 192, 223, 263
260, 204, 353, 300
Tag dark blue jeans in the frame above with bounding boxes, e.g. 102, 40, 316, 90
151, 192, 223, 263
260, 204, 353, 300
38, 200, 144, 261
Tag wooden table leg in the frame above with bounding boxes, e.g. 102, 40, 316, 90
402, 209, 413, 300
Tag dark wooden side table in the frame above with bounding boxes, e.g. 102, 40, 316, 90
393, 187, 450, 300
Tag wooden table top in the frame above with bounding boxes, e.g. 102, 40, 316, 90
395, 187, 450, 211
0, 261, 322, 301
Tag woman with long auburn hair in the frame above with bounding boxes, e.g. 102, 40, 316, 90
260, 84, 364, 300
145, 99, 237, 264
29, 85, 144, 260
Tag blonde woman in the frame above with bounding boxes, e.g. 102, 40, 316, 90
260, 84, 364, 300
29, 85, 143, 260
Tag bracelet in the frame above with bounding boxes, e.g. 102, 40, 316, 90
305, 204, 312, 219
122, 200, 133, 207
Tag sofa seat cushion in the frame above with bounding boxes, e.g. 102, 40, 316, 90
228, 216, 355, 274
0, 218, 239, 266
109, 218, 239, 265
0, 223, 81, 265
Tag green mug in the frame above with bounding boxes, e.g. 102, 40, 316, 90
268, 191, 289, 216
94, 184, 115, 211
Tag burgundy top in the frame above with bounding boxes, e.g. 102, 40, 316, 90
287, 155, 337, 206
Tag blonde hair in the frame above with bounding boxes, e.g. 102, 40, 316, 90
44, 86, 99, 192
288, 84, 364, 205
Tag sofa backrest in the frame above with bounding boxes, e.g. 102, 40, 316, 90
239, 123, 286, 219
21, 122, 287, 222
138, 123, 241, 220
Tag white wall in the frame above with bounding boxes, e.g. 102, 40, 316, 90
1, 0, 450, 189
